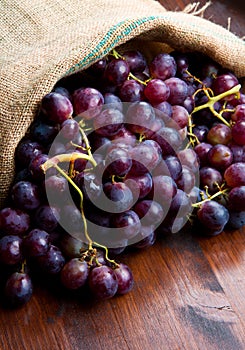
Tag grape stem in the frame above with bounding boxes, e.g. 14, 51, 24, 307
41, 152, 97, 172
191, 84, 241, 127
192, 188, 229, 208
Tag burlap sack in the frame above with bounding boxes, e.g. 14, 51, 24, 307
0, 0, 245, 208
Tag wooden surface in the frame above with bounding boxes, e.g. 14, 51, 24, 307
1, 1, 245, 350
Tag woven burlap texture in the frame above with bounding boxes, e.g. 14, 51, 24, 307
0, 0, 245, 207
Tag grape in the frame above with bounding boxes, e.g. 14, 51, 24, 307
133, 200, 164, 226
228, 186, 245, 211
231, 104, 245, 122
88, 58, 106, 76
169, 189, 192, 217
126, 101, 155, 134
41, 92, 73, 124
35, 245, 65, 274
193, 125, 209, 143
151, 175, 177, 204
103, 182, 133, 213
111, 210, 141, 240
29, 154, 50, 181
104, 59, 129, 86
34, 205, 60, 233
11, 181, 41, 211
4, 272, 33, 307
15, 140, 44, 168
197, 200, 229, 231
231, 120, 245, 146
114, 263, 134, 295
60, 259, 89, 289
144, 79, 170, 104
0, 207, 30, 236
45, 175, 70, 203
124, 172, 153, 199
168, 105, 189, 129
194, 142, 212, 166
151, 126, 182, 156
133, 226, 156, 249
110, 127, 137, 147
153, 101, 172, 121
59, 232, 87, 258
59, 204, 85, 238
60, 119, 79, 140
105, 147, 132, 177
0, 235, 22, 265
153, 155, 182, 181
212, 73, 239, 97
165, 77, 188, 105
129, 140, 161, 175
123, 50, 147, 73
149, 53, 177, 80
30, 120, 59, 146
227, 211, 245, 230
207, 123, 232, 145
118, 79, 144, 102
104, 93, 123, 112
176, 165, 196, 193
88, 265, 118, 300
207, 144, 233, 170
224, 162, 245, 187
229, 143, 245, 163
23, 229, 50, 257
73, 87, 104, 119
93, 108, 124, 136
199, 167, 223, 193
177, 148, 199, 173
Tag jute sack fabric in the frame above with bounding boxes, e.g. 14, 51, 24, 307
0, 0, 245, 208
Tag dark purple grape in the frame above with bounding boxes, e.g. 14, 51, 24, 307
34, 205, 60, 233
93, 108, 124, 136
177, 148, 199, 173
114, 263, 134, 295
118, 79, 144, 102
60, 119, 80, 140
30, 120, 59, 146
153, 101, 172, 121
151, 175, 177, 204
231, 104, 245, 122
168, 189, 192, 217
212, 73, 239, 98
133, 225, 156, 249
105, 147, 132, 177
228, 186, 245, 211
227, 211, 245, 229
0, 235, 22, 265
59, 204, 85, 238
144, 79, 170, 104
15, 140, 44, 168
124, 172, 152, 199
126, 101, 155, 134
232, 120, 245, 146
29, 154, 49, 181
0, 207, 30, 236
224, 162, 245, 187
197, 200, 229, 231
73, 87, 104, 119
23, 229, 50, 257
207, 124, 232, 145
110, 210, 141, 240
88, 58, 107, 76
123, 50, 147, 73
151, 126, 182, 156
149, 53, 177, 80
41, 92, 73, 124
194, 142, 212, 166
176, 165, 196, 193
44, 175, 70, 203
59, 232, 87, 259
104, 59, 129, 86
52, 86, 71, 99
11, 181, 41, 211
193, 125, 209, 143
104, 93, 123, 112
110, 127, 137, 147
199, 167, 223, 193
153, 155, 182, 181
229, 143, 245, 163
133, 199, 164, 226
168, 105, 189, 129
88, 265, 118, 300
207, 144, 233, 170
103, 182, 133, 213
60, 258, 89, 289
35, 245, 65, 274
4, 272, 33, 307
165, 77, 188, 105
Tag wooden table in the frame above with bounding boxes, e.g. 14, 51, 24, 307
1, 1, 244, 349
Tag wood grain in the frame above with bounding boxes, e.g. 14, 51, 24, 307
0, 1, 244, 350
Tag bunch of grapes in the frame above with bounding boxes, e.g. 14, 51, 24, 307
0, 47, 244, 308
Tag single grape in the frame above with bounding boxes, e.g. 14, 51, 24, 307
231, 104, 245, 122
110, 127, 137, 147
133, 199, 164, 226
105, 147, 132, 177
150, 126, 182, 156
73, 87, 104, 119
176, 165, 196, 194
168, 189, 192, 217
41, 92, 73, 124
60, 119, 80, 140
207, 144, 233, 170
193, 125, 209, 143
4, 272, 33, 307
60, 258, 89, 289
149, 53, 177, 80
153, 155, 182, 181
30, 120, 59, 146
88, 265, 118, 300
15, 140, 44, 168
194, 142, 212, 166
232, 120, 245, 146
23, 229, 50, 257
93, 108, 124, 136
199, 167, 223, 193
110, 210, 141, 240
59, 232, 87, 259
124, 172, 153, 199
34, 205, 60, 233
104, 93, 123, 112
228, 186, 245, 211
88, 58, 107, 76
227, 211, 245, 230
167, 105, 189, 129
197, 200, 229, 231
104, 59, 130, 86
0, 235, 22, 265
114, 263, 134, 295
129, 140, 161, 175
212, 73, 239, 98
29, 154, 50, 181
123, 50, 147, 73
35, 245, 65, 274
0, 207, 30, 236
103, 182, 133, 213
133, 225, 156, 249
126, 101, 155, 134
224, 162, 245, 187
11, 181, 41, 211
177, 148, 200, 173
144, 79, 170, 104
151, 175, 177, 204
164, 77, 188, 105
118, 79, 144, 102
207, 124, 232, 145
